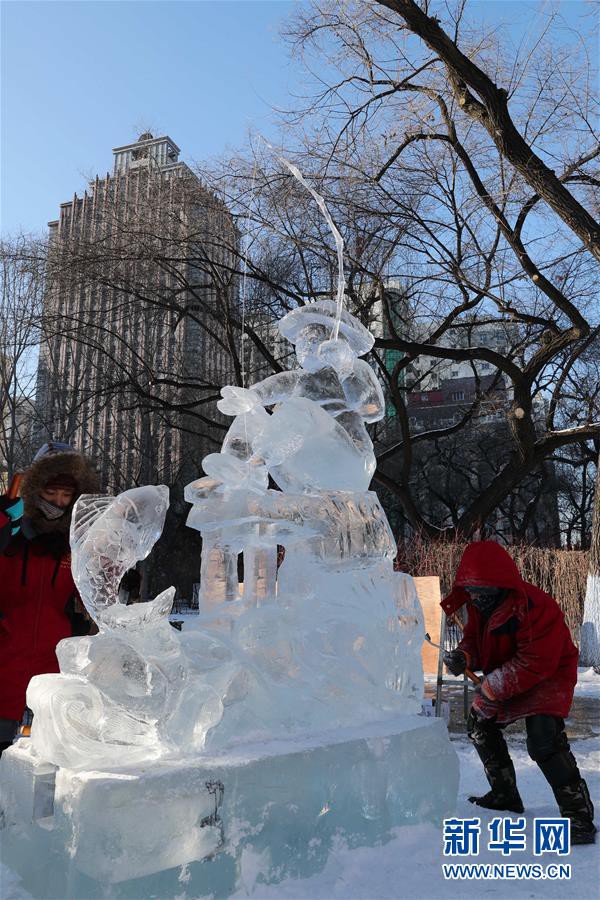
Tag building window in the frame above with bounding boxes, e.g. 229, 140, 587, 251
450, 391, 465, 401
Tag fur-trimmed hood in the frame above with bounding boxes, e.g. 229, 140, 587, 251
21, 450, 101, 534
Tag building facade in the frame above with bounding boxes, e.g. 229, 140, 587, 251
35, 133, 239, 594
369, 282, 560, 544
36, 133, 238, 484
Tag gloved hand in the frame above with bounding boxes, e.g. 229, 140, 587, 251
443, 648, 467, 676
476, 679, 496, 700
472, 680, 499, 719
0, 495, 24, 536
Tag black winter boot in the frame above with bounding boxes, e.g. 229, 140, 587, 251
467, 709, 525, 813
468, 759, 525, 814
468, 789, 524, 814
553, 779, 597, 845
526, 715, 596, 845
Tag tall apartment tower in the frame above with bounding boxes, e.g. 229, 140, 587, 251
34, 134, 239, 595
35, 133, 237, 493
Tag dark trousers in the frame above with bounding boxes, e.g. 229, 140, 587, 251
467, 711, 581, 789
0, 718, 19, 757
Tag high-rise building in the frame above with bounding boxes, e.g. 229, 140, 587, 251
36, 133, 238, 486
35, 133, 239, 594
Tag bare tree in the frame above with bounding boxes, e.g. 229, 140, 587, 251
250, 0, 600, 539
19, 3, 598, 550
0, 236, 47, 483
375, 0, 600, 260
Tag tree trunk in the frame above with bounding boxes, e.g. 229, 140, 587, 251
580, 455, 600, 666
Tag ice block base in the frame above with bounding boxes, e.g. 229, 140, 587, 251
0, 716, 458, 898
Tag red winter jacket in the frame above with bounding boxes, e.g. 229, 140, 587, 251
441, 541, 578, 724
0, 514, 81, 721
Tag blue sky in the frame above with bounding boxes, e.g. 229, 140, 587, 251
1, 1, 298, 234
1, 1, 596, 236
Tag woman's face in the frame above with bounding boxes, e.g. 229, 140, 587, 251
39, 486, 75, 509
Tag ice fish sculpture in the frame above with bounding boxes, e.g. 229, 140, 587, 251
69, 486, 171, 628
25, 486, 227, 769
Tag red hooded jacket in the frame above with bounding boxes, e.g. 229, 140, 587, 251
0, 449, 99, 723
0, 522, 82, 721
441, 541, 578, 723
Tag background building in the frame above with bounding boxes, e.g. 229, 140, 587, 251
369, 281, 560, 545
35, 133, 239, 595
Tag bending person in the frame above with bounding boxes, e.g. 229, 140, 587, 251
442, 540, 596, 844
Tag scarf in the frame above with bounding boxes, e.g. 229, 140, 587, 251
35, 496, 69, 521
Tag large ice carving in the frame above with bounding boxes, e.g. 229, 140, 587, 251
19, 303, 424, 768
184, 300, 424, 748
1, 169, 458, 897
24, 302, 423, 771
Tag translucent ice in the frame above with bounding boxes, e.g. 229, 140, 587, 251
0, 169, 457, 900
26, 486, 225, 769
70, 486, 169, 626
269, 145, 347, 338
179, 301, 424, 751
208, 300, 384, 495
255, 397, 373, 492
0, 717, 458, 896
22, 302, 424, 771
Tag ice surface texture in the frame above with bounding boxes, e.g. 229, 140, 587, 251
25, 302, 424, 771
70, 486, 169, 627
182, 301, 424, 750
28, 486, 225, 769
209, 300, 385, 495
182, 485, 424, 753
0, 717, 458, 896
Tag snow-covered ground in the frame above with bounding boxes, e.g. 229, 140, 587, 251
233, 737, 599, 900
2, 672, 598, 900
571, 665, 600, 701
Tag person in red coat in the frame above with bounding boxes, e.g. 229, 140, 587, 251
0, 442, 100, 756
441, 541, 596, 844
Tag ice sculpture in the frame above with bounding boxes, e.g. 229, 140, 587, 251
16, 415, 423, 770
204, 300, 384, 494
23, 486, 232, 769
0, 190, 459, 899
176, 299, 428, 751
